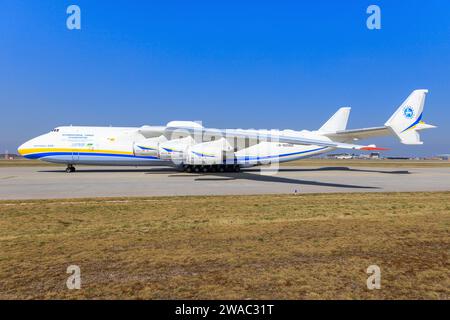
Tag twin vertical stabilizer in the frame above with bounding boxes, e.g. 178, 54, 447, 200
384, 89, 435, 145
318, 107, 351, 133
319, 90, 436, 145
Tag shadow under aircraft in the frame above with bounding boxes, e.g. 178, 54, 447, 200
167, 168, 385, 190
38, 166, 412, 190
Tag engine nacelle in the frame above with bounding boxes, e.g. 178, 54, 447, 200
185, 138, 234, 165
133, 135, 167, 157
158, 136, 195, 163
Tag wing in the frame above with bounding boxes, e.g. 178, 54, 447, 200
165, 125, 388, 151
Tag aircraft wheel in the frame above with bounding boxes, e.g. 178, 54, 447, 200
186, 166, 193, 173
218, 166, 225, 173
66, 165, 75, 173
234, 166, 241, 172
202, 166, 209, 173
194, 166, 200, 173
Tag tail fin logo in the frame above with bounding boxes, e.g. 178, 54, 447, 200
403, 106, 414, 119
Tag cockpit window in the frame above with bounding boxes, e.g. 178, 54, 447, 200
51, 128, 60, 132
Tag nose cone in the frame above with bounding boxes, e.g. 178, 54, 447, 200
17, 142, 28, 156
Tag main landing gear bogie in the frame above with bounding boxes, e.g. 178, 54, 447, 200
182, 164, 240, 173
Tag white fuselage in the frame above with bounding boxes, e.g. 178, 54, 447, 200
17, 126, 334, 167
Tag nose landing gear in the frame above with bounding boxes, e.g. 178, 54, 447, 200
65, 164, 76, 173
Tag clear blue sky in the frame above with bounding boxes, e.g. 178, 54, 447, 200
1, 0, 449, 156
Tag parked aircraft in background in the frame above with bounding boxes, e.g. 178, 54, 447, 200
18, 90, 435, 173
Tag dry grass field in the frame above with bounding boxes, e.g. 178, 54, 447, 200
0, 192, 449, 299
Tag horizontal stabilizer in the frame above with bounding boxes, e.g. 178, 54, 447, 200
359, 146, 390, 151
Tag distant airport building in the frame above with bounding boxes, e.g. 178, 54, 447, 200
1, 153, 21, 160
327, 153, 354, 159
358, 152, 381, 159
436, 154, 450, 160
327, 152, 382, 160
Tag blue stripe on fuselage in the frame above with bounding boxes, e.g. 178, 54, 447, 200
24, 152, 158, 160
236, 147, 327, 161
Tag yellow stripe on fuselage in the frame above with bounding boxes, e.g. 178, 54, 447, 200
18, 148, 133, 156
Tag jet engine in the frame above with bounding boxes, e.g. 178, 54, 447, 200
133, 135, 167, 157
185, 138, 234, 165
158, 136, 195, 163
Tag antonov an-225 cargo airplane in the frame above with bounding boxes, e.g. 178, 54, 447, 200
18, 90, 435, 173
